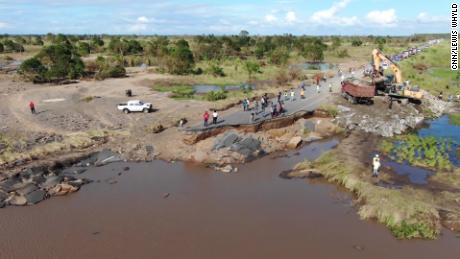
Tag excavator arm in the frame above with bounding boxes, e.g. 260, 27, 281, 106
372, 49, 402, 84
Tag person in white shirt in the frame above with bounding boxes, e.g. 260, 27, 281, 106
212, 110, 218, 124
372, 154, 381, 177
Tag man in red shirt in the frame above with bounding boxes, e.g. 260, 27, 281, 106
203, 111, 209, 127
29, 101, 36, 114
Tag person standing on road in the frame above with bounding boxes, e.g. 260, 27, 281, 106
203, 111, 209, 127
290, 89, 295, 101
300, 88, 305, 99
372, 154, 381, 177
316, 84, 320, 93
329, 83, 332, 93
242, 99, 247, 111
277, 92, 282, 103
284, 91, 289, 101
29, 101, 36, 114
212, 110, 218, 125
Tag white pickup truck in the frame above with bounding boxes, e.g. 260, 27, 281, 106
117, 100, 153, 114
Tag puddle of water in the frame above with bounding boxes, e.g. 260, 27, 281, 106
383, 160, 432, 185
291, 62, 335, 71
193, 84, 254, 94
1, 138, 460, 259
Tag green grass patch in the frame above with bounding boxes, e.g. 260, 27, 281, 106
399, 41, 460, 96
449, 113, 460, 126
379, 134, 454, 171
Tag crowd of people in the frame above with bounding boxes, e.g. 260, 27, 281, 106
201, 81, 330, 128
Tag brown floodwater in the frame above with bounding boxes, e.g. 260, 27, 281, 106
0, 139, 459, 259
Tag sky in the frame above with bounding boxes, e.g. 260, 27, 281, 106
0, 0, 452, 35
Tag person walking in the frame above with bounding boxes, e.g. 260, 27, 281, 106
246, 98, 251, 110
242, 99, 247, 111
284, 91, 289, 101
372, 154, 381, 177
29, 101, 36, 114
203, 111, 209, 127
290, 89, 295, 101
328, 83, 332, 93
316, 84, 320, 93
212, 110, 218, 125
261, 97, 266, 114
300, 89, 305, 99
277, 92, 282, 103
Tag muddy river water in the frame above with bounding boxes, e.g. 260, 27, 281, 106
0, 137, 460, 258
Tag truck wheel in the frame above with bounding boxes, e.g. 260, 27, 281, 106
143, 108, 150, 113
123, 109, 130, 114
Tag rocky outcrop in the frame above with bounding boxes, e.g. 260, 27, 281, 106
286, 136, 302, 149
0, 149, 121, 208
192, 131, 265, 164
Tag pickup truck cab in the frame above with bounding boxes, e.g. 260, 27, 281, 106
117, 100, 152, 114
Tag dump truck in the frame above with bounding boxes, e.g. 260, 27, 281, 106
341, 78, 375, 104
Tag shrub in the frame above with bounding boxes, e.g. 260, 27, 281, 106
164, 39, 195, 74
207, 64, 225, 77
0, 42, 3, 53
18, 57, 47, 83
336, 49, 350, 58
2, 39, 24, 52
275, 69, 289, 85
288, 66, 302, 81
351, 39, 363, 47
78, 42, 91, 56
269, 46, 289, 65
205, 90, 227, 101
171, 87, 195, 99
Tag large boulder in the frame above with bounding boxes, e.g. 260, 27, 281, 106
7, 194, 27, 206
25, 189, 46, 205
94, 149, 123, 166
213, 132, 241, 150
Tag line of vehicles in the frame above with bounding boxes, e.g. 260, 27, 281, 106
341, 39, 442, 105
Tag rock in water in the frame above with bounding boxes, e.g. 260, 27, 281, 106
25, 190, 46, 205
94, 149, 122, 166
41, 175, 63, 189
287, 136, 303, 149
16, 183, 38, 196
7, 194, 27, 206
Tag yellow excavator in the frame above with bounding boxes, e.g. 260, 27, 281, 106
371, 49, 423, 102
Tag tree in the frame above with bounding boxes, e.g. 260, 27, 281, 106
78, 42, 91, 56
302, 38, 327, 62
164, 39, 195, 74
269, 46, 289, 65
351, 39, 363, 47
91, 37, 104, 47
18, 58, 47, 82
2, 39, 24, 52
244, 61, 260, 80
375, 37, 386, 50
94, 56, 126, 80
20, 42, 85, 82
0, 42, 3, 53
33, 36, 44, 46
331, 36, 341, 49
